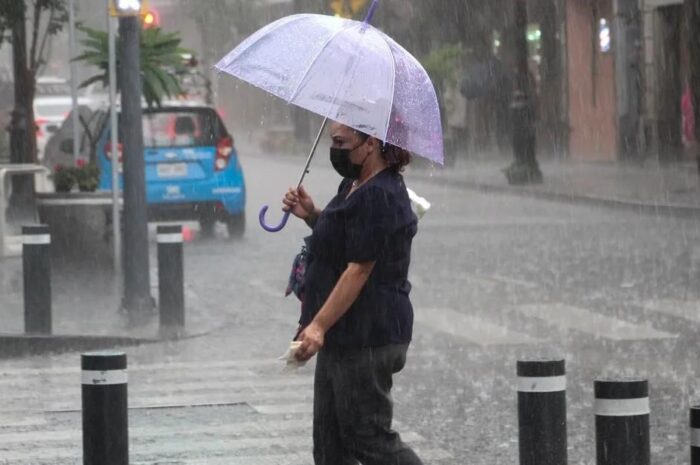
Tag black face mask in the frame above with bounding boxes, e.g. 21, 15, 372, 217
330, 140, 368, 179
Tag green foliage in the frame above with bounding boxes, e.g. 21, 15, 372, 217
0, 0, 25, 47
37, 0, 69, 37
74, 162, 99, 192
0, 1, 69, 67
51, 161, 99, 193
51, 164, 76, 193
75, 25, 193, 108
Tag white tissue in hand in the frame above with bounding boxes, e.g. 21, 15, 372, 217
406, 187, 431, 219
279, 341, 306, 370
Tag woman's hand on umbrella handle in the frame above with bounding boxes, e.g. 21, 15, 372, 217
258, 186, 315, 232
282, 186, 315, 220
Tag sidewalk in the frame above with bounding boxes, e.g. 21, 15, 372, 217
408, 155, 700, 216
237, 129, 700, 216
0, 236, 224, 359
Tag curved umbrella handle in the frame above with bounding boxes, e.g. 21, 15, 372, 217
259, 118, 329, 234
259, 205, 291, 233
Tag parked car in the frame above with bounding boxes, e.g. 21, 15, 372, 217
92, 104, 246, 238
34, 95, 93, 160
43, 104, 107, 169
35, 76, 72, 96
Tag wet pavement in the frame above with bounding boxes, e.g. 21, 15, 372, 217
2, 152, 700, 463
411, 154, 700, 213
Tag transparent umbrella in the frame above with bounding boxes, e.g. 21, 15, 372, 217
215, 0, 443, 232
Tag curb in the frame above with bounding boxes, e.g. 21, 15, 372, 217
0, 305, 225, 360
0, 333, 158, 360
410, 172, 700, 219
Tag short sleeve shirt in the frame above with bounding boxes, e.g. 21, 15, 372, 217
300, 169, 418, 348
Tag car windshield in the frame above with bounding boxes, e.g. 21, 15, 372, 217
36, 81, 71, 96
141, 110, 223, 148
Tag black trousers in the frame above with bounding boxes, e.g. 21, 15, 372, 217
313, 343, 423, 465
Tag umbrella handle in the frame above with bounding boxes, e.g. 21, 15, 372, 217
259, 206, 291, 233
259, 117, 329, 234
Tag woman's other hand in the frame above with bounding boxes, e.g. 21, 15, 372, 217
295, 321, 325, 361
283, 185, 315, 220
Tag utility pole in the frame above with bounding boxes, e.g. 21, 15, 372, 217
115, 0, 152, 317
504, 0, 542, 185
686, 0, 700, 178
68, 0, 80, 163
107, 0, 122, 278
7, 1, 35, 223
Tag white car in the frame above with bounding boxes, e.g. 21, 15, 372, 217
34, 95, 95, 160
33, 76, 100, 160
35, 76, 71, 96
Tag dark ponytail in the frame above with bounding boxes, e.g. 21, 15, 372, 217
355, 130, 411, 172
380, 142, 411, 173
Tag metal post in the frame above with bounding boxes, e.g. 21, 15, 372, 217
22, 225, 51, 334
594, 379, 650, 465
157, 225, 185, 331
68, 0, 80, 163
691, 405, 700, 464
81, 351, 128, 465
505, 0, 542, 185
517, 359, 567, 465
119, 15, 152, 315
107, 3, 121, 277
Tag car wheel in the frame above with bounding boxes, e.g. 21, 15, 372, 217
199, 216, 216, 238
226, 212, 245, 239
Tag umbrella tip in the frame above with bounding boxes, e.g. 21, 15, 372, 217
363, 0, 380, 24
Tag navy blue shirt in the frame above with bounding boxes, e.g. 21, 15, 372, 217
300, 169, 418, 348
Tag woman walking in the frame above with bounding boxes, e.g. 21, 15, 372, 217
283, 121, 423, 465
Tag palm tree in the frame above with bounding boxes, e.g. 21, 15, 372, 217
75, 25, 192, 108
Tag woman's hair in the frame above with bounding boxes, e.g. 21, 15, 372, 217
355, 130, 411, 172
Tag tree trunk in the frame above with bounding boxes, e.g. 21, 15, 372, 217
8, 0, 36, 220
505, 0, 542, 184
10, 2, 29, 165
686, 0, 700, 177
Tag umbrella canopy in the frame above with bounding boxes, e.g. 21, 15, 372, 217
215, 13, 444, 164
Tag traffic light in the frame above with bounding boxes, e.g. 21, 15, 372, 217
110, 0, 149, 17
142, 9, 159, 28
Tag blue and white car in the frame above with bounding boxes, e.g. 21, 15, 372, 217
96, 105, 246, 237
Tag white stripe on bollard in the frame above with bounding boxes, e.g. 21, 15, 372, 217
594, 397, 650, 416
517, 375, 567, 393
81, 369, 128, 386
157, 233, 183, 244
691, 428, 700, 447
23, 234, 51, 245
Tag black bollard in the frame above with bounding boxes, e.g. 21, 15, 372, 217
517, 359, 567, 465
594, 378, 650, 465
82, 351, 128, 465
23, 225, 51, 334
157, 225, 184, 330
691, 405, 700, 464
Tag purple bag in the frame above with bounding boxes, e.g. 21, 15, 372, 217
285, 237, 311, 302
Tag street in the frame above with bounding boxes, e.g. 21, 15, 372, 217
2, 152, 700, 464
